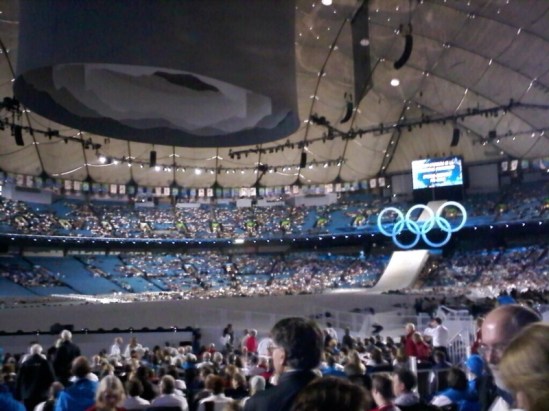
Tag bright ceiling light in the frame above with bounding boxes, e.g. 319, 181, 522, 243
321, 0, 332, 5
194, 168, 202, 175
98, 155, 107, 164
390, 78, 400, 87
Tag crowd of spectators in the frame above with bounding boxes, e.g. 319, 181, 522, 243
2, 308, 530, 411
0, 180, 547, 241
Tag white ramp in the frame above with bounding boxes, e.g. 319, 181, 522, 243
417, 200, 447, 221
372, 250, 429, 292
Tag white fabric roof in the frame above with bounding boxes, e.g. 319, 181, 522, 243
0, 0, 548, 188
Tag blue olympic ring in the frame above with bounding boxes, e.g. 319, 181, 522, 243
377, 201, 467, 249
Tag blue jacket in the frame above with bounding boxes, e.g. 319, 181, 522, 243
54, 378, 98, 411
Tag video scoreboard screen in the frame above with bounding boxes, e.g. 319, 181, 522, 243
411, 156, 464, 190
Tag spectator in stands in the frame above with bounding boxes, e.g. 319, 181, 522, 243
478, 304, 541, 411
33, 381, 63, 411
123, 337, 143, 359
432, 351, 452, 371
132, 366, 156, 402
470, 318, 483, 355
257, 333, 273, 358
15, 343, 55, 411
222, 324, 234, 352
225, 372, 248, 400
430, 367, 479, 411
411, 332, 431, 363
370, 374, 399, 411
244, 330, 258, 354
342, 327, 355, 350
464, 354, 485, 401
403, 324, 417, 358
108, 338, 123, 361
121, 378, 149, 410
52, 330, 81, 386
244, 317, 323, 411
500, 323, 549, 411
1, 366, 25, 411
86, 375, 125, 411
150, 375, 188, 410
366, 347, 387, 368
241, 375, 266, 409
291, 376, 372, 411
392, 346, 409, 370
324, 322, 338, 345
197, 375, 232, 411
321, 355, 346, 377
392, 369, 420, 408
54, 356, 98, 411
424, 317, 449, 358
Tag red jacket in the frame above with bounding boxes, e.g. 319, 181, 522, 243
415, 341, 432, 361
404, 333, 417, 357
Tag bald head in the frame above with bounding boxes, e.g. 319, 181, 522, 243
481, 304, 540, 387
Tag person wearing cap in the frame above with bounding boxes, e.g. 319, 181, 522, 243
465, 354, 485, 400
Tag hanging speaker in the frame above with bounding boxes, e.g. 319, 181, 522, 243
300, 153, 307, 168
450, 128, 460, 147
394, 34, 413, 70
149, 150, 157, 167
13, 125, 24, 146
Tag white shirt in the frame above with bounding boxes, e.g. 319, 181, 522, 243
488, 396, 523, 411
425, 324, 449, 348
197, 393, 233, 411
110, 343, 122, 358
122, 395, 150, 410
151, 394, 189, 411
325, 327, 338, 342
257, 337, 273, 357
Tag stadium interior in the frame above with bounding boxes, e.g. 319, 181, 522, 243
0, 1, 548, 410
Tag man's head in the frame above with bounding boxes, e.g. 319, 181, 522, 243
30, 343, 43, 356
60, 329, 72, 341
371, 374, 394, 405
160, 375, 176, 394
405, 323, 415, 335
392, 369, 416, 396
71, 356, 91, 379
480, 304, 541, 388
271, 317, 323, 374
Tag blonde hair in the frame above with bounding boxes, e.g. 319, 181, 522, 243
95, 375, 125, 409
500, 323, 549, 411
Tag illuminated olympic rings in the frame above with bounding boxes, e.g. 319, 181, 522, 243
377, 201, 467, 249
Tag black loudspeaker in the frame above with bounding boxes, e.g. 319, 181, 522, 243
488, 130, 497, 140
300, 153, 307, 168
450, 128, 460, 147
394, 34, 413, 70
14, 125, 24, 146
149, 150, 157, 167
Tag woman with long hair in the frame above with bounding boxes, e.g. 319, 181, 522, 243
85, 375, 126, 411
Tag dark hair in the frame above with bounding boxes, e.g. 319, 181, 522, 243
292, 376, 372, 411
434, 317, 443, 325
205, 375, 224, 395
372, 374, 393, 400
126, 378, 144, 397
395, 369, 416, 391
447, 367, 467, 391
271, 317, 323, 370
71, 356, 91, 379
434, 351, 447, 362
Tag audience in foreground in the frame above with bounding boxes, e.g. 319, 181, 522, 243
500, 323, 549, 411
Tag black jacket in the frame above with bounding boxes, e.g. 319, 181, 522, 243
244, 370, 317, 411
15, 354, 55, 406
52, 340, 81, 384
